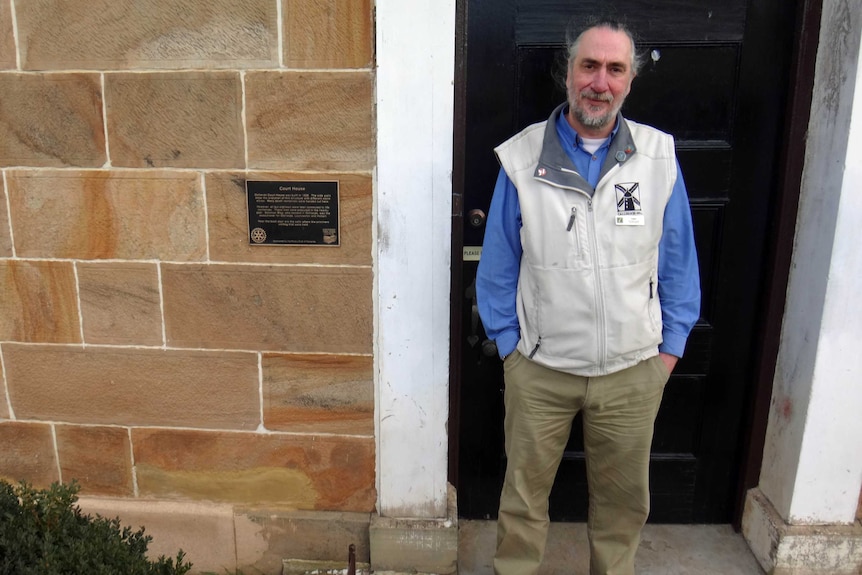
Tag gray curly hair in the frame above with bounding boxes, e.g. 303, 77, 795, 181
566, 18, 644, 76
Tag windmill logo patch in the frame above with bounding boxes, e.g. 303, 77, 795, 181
614, 182, 645, 226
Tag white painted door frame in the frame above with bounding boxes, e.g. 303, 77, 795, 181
374, 0, 456, 518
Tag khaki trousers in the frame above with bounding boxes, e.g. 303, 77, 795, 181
493, 351, 670, 575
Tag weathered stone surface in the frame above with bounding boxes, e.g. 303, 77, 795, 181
0, 185, 12, 256
285, 0, 373, 69
77, 497, 238, 574
17, 0, 277, 70
162, 264, 372, 354
6, 170, 206, 260
236, 508, 370, 571
0, 421, 59, 487
246, 71, 374, 170
744, 488, 862, 575
263, 354, 373, 435
0, 1, 15, 69
370, 485, 459, 575
857, 489, 861, 523
0, 73, 106, 167
106, 72, 244, 169
206, 171, 372, 265
0, 374, 9, 419
0, 260, 80, 343
55, 424, 134, 496
131, 428, 376, 511
3, 345, 260, 429
78, 262, 163, 346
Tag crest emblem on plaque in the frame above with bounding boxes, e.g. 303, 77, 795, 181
250, 228, 267, 243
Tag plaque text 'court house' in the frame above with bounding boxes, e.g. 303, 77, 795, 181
246, 181, 339, 246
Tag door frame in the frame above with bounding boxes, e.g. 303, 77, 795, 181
731, 0, 823, 527
447, 0, 823, 525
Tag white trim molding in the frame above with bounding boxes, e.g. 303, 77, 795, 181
374, 0, 456, 520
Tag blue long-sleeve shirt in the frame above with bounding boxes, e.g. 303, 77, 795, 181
477, 111, 701, 360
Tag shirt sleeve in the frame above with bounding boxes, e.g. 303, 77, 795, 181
657, 160, 702, 357
475, 168, 523, 358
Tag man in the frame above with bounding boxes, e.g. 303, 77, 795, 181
476, 19, 701, 575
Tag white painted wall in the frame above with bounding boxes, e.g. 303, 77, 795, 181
374, 0, 456, 518
759, 0, 862, 524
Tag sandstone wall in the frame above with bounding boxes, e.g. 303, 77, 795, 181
0, 1, 376, 569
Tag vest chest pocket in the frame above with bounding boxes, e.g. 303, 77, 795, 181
565, 206, 587, 267
522, 200, 589, 269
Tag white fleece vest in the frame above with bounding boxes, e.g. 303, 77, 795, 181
495, 116, 676, 376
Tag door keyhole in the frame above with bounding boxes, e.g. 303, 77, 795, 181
468, 209, 486, 228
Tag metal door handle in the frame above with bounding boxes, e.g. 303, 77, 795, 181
468, 209, 486, 228
481, 339, 498, 357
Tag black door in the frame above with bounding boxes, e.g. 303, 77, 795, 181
455, 0, 797, 522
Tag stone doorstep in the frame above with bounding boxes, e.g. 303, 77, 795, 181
282, 558, 371, 575
743, 487, 862, 574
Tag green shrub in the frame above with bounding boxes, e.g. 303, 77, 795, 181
0, 480, 192, 575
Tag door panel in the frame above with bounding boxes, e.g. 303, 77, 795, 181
456, 0, 796, 522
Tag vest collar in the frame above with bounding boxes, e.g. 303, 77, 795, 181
534, 103, 638, 194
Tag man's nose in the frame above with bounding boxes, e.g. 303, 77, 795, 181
592, 68, 610, 92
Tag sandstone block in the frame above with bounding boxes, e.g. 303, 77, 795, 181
132, 428, 376, 510
78, 262, 163, 346
285, 0, 373, 69
7, 170, 206, 260
106, 72, 243, 169
0, 73, 106, 167
0, 380, 8, 419
206, 171, 372, 265
3, 345, 260, 429
0, 260, 80, 343
55, 424, 134, 497
370, 515, 459, 575
162, 264, 372, 354
16, 0, 277, 70
0, 421, 59, 488
0, 186, 12, 256
77, 497, 238, 574
235, 509, 370, 572
0, 1, 14, 69
246, 71, 374, 170
263, 354, 373, 435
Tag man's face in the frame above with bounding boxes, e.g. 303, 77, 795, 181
566, 26, 635, 137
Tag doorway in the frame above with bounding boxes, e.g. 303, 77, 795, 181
452, 0, 800, 523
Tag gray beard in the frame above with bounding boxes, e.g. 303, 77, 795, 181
569, 89, 625, 130
573, 104, 616, 129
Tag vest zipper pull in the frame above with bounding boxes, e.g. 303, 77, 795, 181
649, 278, 654, 299
529, 337, 542, 359
567, 207, 577, 231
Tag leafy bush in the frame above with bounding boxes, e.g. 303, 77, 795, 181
0, 480, 192, 575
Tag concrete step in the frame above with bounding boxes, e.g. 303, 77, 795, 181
458, 520, 766, 575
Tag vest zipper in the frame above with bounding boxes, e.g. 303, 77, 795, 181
567, 207, 577, 231
528, 337, 542, 359
584, 196, 606, 371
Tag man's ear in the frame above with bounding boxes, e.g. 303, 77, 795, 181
625, 72, 636, 96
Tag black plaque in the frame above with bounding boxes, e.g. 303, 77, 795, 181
246, 181, 339, 246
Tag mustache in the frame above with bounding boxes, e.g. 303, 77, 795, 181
580, 89, 614, 103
